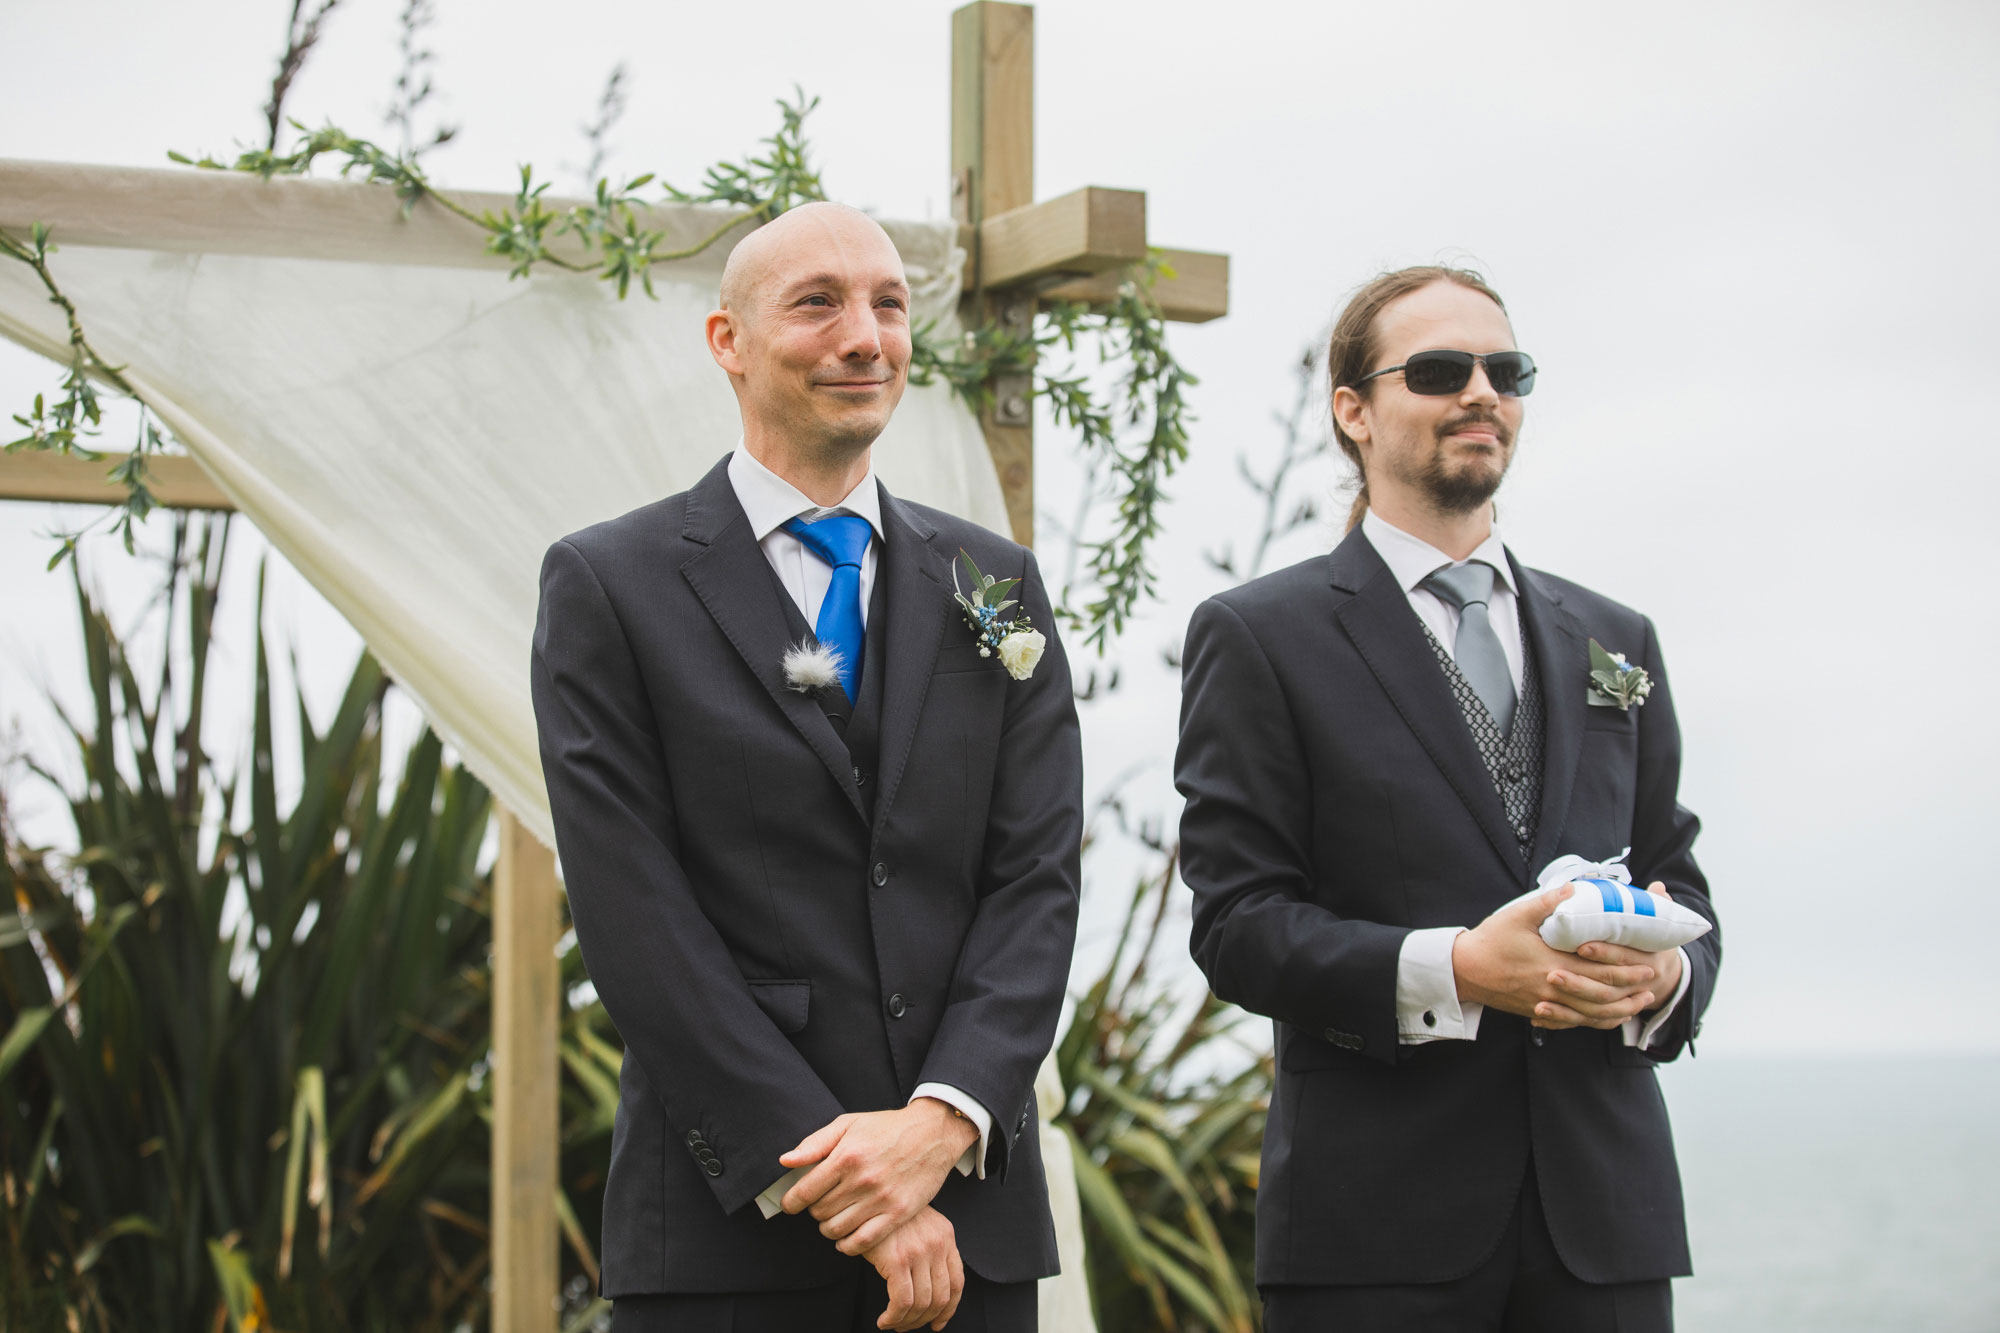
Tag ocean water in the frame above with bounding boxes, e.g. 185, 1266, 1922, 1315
1666, 1056, 2000, 1331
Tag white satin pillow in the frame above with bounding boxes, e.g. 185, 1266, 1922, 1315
1529, 851, 1713, 953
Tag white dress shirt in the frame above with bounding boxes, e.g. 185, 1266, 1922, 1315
727, 447, 994, 1218
1360, 510, 1692, 1052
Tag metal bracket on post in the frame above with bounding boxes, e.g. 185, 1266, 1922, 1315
990, 291, 1034, 428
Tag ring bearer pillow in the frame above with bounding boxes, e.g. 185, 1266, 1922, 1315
1526, 849, 1713, 953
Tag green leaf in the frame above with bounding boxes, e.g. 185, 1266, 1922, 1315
0, 1005, 54, 1081
76, 1213, 162, 1273
206, 1238, 267, 1331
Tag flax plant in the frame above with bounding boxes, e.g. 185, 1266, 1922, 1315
0, 519, 618, 1331
1055, 849, 1270, 1333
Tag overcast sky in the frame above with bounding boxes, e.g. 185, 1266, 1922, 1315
4, 0, 1997, 1056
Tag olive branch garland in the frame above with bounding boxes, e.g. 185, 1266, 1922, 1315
1, 92, 1193, 648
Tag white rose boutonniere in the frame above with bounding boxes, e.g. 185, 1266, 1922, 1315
952, 549, 1044, 682
997, 627, 1047, 681
1586, 638, 1653, 711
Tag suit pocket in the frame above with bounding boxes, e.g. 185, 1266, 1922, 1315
747, 979, 810, 1035
934, 642, 1001, 676
1584, 704, 1638, 732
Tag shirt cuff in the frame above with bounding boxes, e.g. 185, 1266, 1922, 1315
1622, 946, 1694, 1050
754, 1165, 809, 1220
1397, 926, 1483, 1043
911, 1083, 991, 1180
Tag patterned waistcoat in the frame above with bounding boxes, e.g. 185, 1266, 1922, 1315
1422, 626, 1547, 859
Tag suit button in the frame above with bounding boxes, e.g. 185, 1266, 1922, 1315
1532, 1029, 1545, 1047
854, 766, 869, 787
871, 862, 889, 887
1422, 1010, 1436, 1028
701, 1157, 723, 1177
685, 1130, 704, 1147
887, 993, 907, 1019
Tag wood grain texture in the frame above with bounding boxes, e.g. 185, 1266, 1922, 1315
0, 451, 233, 509
979, 187, 1146, 290
1042, 247, 1231, 324
953, 0, 1038, 546
0, 157, 758, 272
491, 810, 562, 1333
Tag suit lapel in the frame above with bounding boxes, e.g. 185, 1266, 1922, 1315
1328, 528, 1524, 876
868, 487, 947, 835
1517, 561, 1590, 878
677, 458, 868, 824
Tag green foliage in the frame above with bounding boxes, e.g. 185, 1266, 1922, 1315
0, 222, 159, 564
167, 85, 829, 295
1055, 849, 1269, 1332
0, 518, 620, 1330
5, 93, 1196, 650
912, 258, 1195, 652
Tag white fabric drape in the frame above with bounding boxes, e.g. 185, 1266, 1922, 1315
0, 189, 1092, 1331
0, 218, 1006, 844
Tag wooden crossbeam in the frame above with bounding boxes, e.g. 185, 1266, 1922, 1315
0, 450, 232, 509
976, 186, 1146, 290
1043, 247, 1231, 324
0, 157, 752, 272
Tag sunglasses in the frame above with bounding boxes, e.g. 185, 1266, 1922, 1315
1354, 350, 1537, 398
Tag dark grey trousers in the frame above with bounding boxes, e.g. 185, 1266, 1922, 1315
611, 1265, 1036, 1333
1263, 1169, 1673, 1333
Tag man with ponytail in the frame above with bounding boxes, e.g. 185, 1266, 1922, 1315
1176, 266, 1718, 1330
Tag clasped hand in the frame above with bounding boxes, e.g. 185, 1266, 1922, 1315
780, 1100, 978, 1330
1454, 882, 1684, 1030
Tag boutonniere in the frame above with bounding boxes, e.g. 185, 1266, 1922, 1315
781, 640, 845, 695
952, 550, 1046, 681
1587, 638, 1653, 711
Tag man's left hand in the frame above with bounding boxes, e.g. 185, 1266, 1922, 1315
779, 1099, 979, 1254
1538, 883, 1685, 1029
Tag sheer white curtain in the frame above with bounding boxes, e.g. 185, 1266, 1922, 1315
0, 214, 1005, 843
0, 180, 1092, 1330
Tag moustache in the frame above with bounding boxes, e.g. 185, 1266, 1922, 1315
1438, 412, 1511, 444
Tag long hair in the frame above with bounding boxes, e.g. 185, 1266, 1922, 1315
1327, 265, 1508, 530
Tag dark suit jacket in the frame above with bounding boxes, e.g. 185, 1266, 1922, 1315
531, 456, 1081, 1296
1176, 526, 1720, 1288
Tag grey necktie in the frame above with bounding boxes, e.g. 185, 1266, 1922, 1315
1422, 561, 1518, 736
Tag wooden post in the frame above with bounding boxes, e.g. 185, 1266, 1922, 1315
492, 809, 562, 1332
952, 0, 1036, 546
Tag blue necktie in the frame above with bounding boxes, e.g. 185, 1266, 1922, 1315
782, 514, 873, 703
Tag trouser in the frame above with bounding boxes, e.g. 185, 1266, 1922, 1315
1262, 1169, 1673, 1332
610, 1264, 1036, 1333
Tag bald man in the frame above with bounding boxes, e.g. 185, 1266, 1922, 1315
532, 203, 1080, 1332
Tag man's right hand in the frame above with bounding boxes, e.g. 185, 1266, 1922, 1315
861, 1205, 964, 1331
1452, 884, 1659, 1030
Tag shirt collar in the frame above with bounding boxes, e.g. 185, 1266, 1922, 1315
728, 443, 884, 545
1360, 508, 1518, 597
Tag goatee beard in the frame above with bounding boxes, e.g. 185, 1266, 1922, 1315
1418, 413, 1512, 514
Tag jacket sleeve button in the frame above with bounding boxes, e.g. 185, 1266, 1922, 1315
685, 1130, 704, 1147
